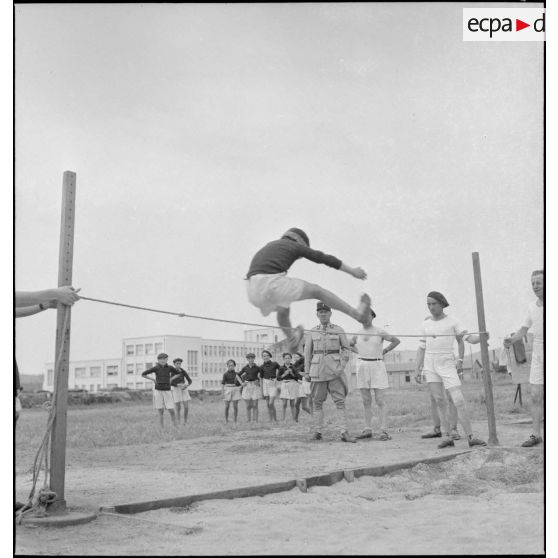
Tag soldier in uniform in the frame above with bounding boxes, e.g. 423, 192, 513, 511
304, 301, 357, 443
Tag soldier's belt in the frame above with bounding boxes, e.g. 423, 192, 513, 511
313, 350, 340, 354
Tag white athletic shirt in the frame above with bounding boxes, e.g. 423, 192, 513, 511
523, 299, 543, 345
355, 327, 389, 359
419, 315, 466, 354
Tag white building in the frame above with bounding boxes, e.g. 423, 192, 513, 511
43, 358, 122, 392
43, 332, 271, 392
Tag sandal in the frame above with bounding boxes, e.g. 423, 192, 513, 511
379, 431, 391, 441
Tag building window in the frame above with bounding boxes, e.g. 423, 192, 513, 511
126, 345, 134, 356
136, 363, 144, 375
90, 367, 101, 378
135, 344, 144, 356
107, 365, 119, 376
145, 362, 153, 370
107, 383, 118, 389
126, 383, 134, 389
187, 350, 198, 368
405, 375, 411, 383
145, 344, 153, 355
127, 364, 134, 375
47, 369, 54, 385
155, 342, 163, 354
75, 367, 87, 378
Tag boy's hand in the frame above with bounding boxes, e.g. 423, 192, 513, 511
351, 267, 367, 280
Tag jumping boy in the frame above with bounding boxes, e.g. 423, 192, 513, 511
245, 228, 372, 352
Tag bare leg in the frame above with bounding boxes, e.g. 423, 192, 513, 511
290, 400, 296, 421
300, 397, 311, 414
158, 409, 164, 428
294, 398, 301, 421
360, 388, 373, 431
430, 393, 441, 429
175, 403, 182, 423
447, 387, 472, 436
168, 409, 177, 427
269, 396, 277, 422
225, 401, 230, 422
446, 390, 458, 430
276, 307, 294, 340
530, 384, 544, 437
183, 402, 189, 424
253, 401, 259, 422
428, 382, 450, 434
233, 401, 239, 422
299, 283, 368, 323
282, 399, 287, 420
374, 389, 388, 432
245, 400, 251, 422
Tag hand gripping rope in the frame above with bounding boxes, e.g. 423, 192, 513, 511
79, 296, 485, 338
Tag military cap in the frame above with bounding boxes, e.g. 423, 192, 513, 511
316, 301, 332, 312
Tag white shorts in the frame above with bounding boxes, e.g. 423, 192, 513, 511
153, 389, 175, 410
422, 353, 461, 390
530, 343, 544, 385
280, 380, 300, 400
356, 360, 389, 390
262, 378, 278, 397
171, 385, 191, 403
242, 382, 263, 400
223, 386, 242, 401
300, 379, 312, 397
246, 272, 306, 316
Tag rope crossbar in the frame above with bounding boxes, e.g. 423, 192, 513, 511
80, 296, 486, 338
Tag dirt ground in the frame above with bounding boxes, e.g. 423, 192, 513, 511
15, 418, 544, 555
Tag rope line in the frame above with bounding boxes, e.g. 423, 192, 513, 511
80, 295, 486, 338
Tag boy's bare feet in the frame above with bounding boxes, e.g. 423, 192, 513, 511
356, 293, 372, 323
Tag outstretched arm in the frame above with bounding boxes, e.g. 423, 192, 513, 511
340, 263, 367, 280
16, 287, 81, 307
15, 300, 58, 318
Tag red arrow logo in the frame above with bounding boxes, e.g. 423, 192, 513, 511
516, 19, 530, 31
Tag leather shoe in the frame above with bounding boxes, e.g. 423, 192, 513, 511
521, 434, 542, 447
312, 432, 322, 441
437, 437, 455, 449
341, 431, 357, 443
356, 430, 373, 439
421, 429, 442, 439
468, 437, 487, 448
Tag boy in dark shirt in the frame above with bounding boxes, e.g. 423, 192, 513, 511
245, 228, 371, 352
170, 357, 193, 425
221, 359, 243, 423
240, 353, 263, 422
260, 350, 281, 422
142, 353, 178, 427
278, 352, 301, 421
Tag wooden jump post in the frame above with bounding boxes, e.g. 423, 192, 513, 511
48, 171, 76, 512
472, 252, 499, 446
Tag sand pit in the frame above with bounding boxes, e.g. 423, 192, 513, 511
16, 446, 543, 555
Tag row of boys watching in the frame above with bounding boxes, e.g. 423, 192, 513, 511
221, 350, 313, 423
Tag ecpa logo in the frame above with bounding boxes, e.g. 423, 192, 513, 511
463, 8, 545, 41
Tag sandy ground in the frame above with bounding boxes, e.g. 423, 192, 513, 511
15, 419, 543, 555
